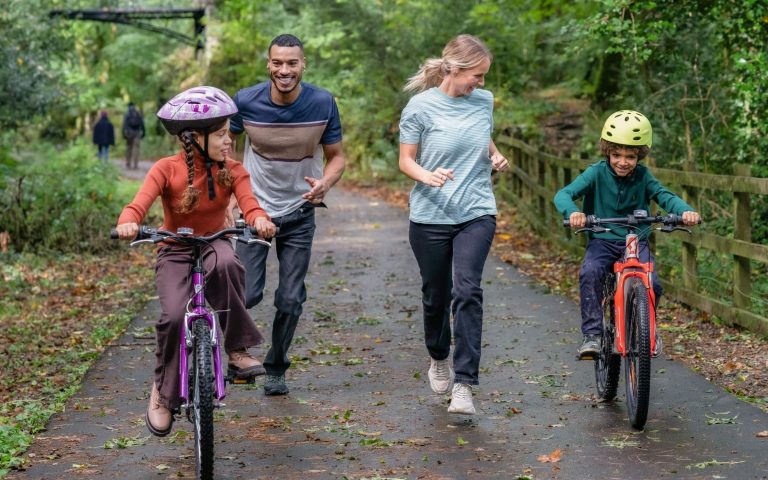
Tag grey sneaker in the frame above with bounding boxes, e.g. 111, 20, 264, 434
428, 357, 454, 394
578, 334, 601, 360
264, 374, 288, 396
652, 333, 663, 358
447, 383, 476, 415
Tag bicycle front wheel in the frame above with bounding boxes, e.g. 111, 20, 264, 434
595, 275, 620, 400
189, 319, 215, 479
623, 277, 651, 430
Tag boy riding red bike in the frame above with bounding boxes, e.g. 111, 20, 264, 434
554, 110, 701, 360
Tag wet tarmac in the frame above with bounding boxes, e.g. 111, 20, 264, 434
11, 187, 768, 480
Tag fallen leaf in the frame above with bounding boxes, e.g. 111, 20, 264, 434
757, 430, 768, 438
537, 448, 563, 463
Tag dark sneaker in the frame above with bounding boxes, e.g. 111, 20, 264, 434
264, 374, 289, 396
578, 334, 601, 360
652, 333, 663, 358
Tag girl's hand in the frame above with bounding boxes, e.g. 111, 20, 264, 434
116, 222, 139, 240
423, 167, 454, 187
682, 211, 701, 226
490, 151, 509, 172
254, 217, 277, 239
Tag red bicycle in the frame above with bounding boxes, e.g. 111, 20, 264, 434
566, 210, 695, 429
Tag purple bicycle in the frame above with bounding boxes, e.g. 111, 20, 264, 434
111, 219, 270, 479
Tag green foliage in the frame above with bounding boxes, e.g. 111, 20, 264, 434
0, 142, 129, 254
0, 0, 72, 130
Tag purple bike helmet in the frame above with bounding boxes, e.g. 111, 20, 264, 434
157, 86, 237, 136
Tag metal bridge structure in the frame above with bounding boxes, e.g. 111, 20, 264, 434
49, 7, 206, 54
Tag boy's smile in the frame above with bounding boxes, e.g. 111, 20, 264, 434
609, 148, 639, 177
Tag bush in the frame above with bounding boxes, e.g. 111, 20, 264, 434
0, 141, 129, 254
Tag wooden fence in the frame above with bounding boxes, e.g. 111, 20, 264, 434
494, 136, 768, 337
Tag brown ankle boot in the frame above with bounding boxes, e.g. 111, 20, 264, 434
146, 382, 173, 437
228, 349, 266, 378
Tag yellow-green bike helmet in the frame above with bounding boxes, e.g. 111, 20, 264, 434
600, 110, 652, 147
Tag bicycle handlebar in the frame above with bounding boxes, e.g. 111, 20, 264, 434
110, 222, 273, 248
563, 211, 701, 234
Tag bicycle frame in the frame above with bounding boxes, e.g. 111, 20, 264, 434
179, 245, 226, 406
612, 233, 657, 357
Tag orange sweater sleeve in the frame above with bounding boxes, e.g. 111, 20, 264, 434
117, 158, 169, 225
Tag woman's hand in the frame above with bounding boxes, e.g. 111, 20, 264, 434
422, 167, 455, 187
490, 151, 509, 172
116, 222, 139, 240
253, 216, 277, 239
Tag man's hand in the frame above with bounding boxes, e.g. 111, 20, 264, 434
116, 222, 139, 240
681, 211, 701, 226
253, 217, 277, 239
303, 176, 329, 204
569, 212, 587, 229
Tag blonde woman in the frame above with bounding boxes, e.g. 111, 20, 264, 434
399, 35, 508, 415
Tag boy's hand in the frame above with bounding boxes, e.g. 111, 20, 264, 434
423, 167, 454, 187
681, 211, 701, 225
569, 212, 587, 229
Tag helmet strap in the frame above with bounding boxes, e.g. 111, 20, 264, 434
189, 133, 217, 200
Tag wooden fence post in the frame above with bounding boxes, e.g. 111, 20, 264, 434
733, 164, 752, 310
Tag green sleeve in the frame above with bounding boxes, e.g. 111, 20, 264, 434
645, 171, 695, 214
553, 164, 597, 218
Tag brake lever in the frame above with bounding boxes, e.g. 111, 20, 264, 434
575, 226, 610, 234
657, 226, 692, 235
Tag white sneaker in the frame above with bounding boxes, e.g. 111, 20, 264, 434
447, 383, 476, 415
428, 357, 454, 394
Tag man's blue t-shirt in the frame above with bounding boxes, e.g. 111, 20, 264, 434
230, 82, 342, 217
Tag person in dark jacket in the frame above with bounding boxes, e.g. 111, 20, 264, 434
93, 111, 115, 163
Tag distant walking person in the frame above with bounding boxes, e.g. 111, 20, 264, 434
229, 33, 346, 396
93, 110, 115, 163
123, 103, 145, 169
398, 34, 509, 415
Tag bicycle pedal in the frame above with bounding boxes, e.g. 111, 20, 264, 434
226, 371, 257, 385
578, 353, 598, 361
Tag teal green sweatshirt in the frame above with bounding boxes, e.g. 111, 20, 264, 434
553, 160, 694, 241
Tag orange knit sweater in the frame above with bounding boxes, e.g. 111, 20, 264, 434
117, 151, 269, 234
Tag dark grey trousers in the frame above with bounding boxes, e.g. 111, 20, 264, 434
409, 215, 496, 386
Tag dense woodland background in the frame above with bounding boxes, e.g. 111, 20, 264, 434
1, 0, 767, 253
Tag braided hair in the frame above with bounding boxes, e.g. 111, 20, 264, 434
176, 122, 234, 214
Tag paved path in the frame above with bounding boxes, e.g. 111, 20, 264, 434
12, 187, 768, 479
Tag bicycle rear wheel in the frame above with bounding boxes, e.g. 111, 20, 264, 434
623, 278, 651, 430
189, 319, 215, 479
595, 275, 620, 400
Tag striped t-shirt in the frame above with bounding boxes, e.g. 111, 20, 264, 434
399, 87, 497, 224
230, 82, 342, 218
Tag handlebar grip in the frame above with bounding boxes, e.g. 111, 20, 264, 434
110, 228, 119, 239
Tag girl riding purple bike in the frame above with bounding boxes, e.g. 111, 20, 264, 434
114, 86, 276, 437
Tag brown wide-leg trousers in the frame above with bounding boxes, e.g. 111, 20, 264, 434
153, 238, 263, 409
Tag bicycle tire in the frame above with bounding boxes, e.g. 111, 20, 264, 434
595, 274, 620, 400
623, 277, 651, 430
190, 319, 215, 479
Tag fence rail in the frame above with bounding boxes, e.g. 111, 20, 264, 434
495, 136, 768, 337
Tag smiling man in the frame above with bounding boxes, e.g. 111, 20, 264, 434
229, 33, 346, 396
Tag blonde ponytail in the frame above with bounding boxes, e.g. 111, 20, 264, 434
403, 34, 492, 94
